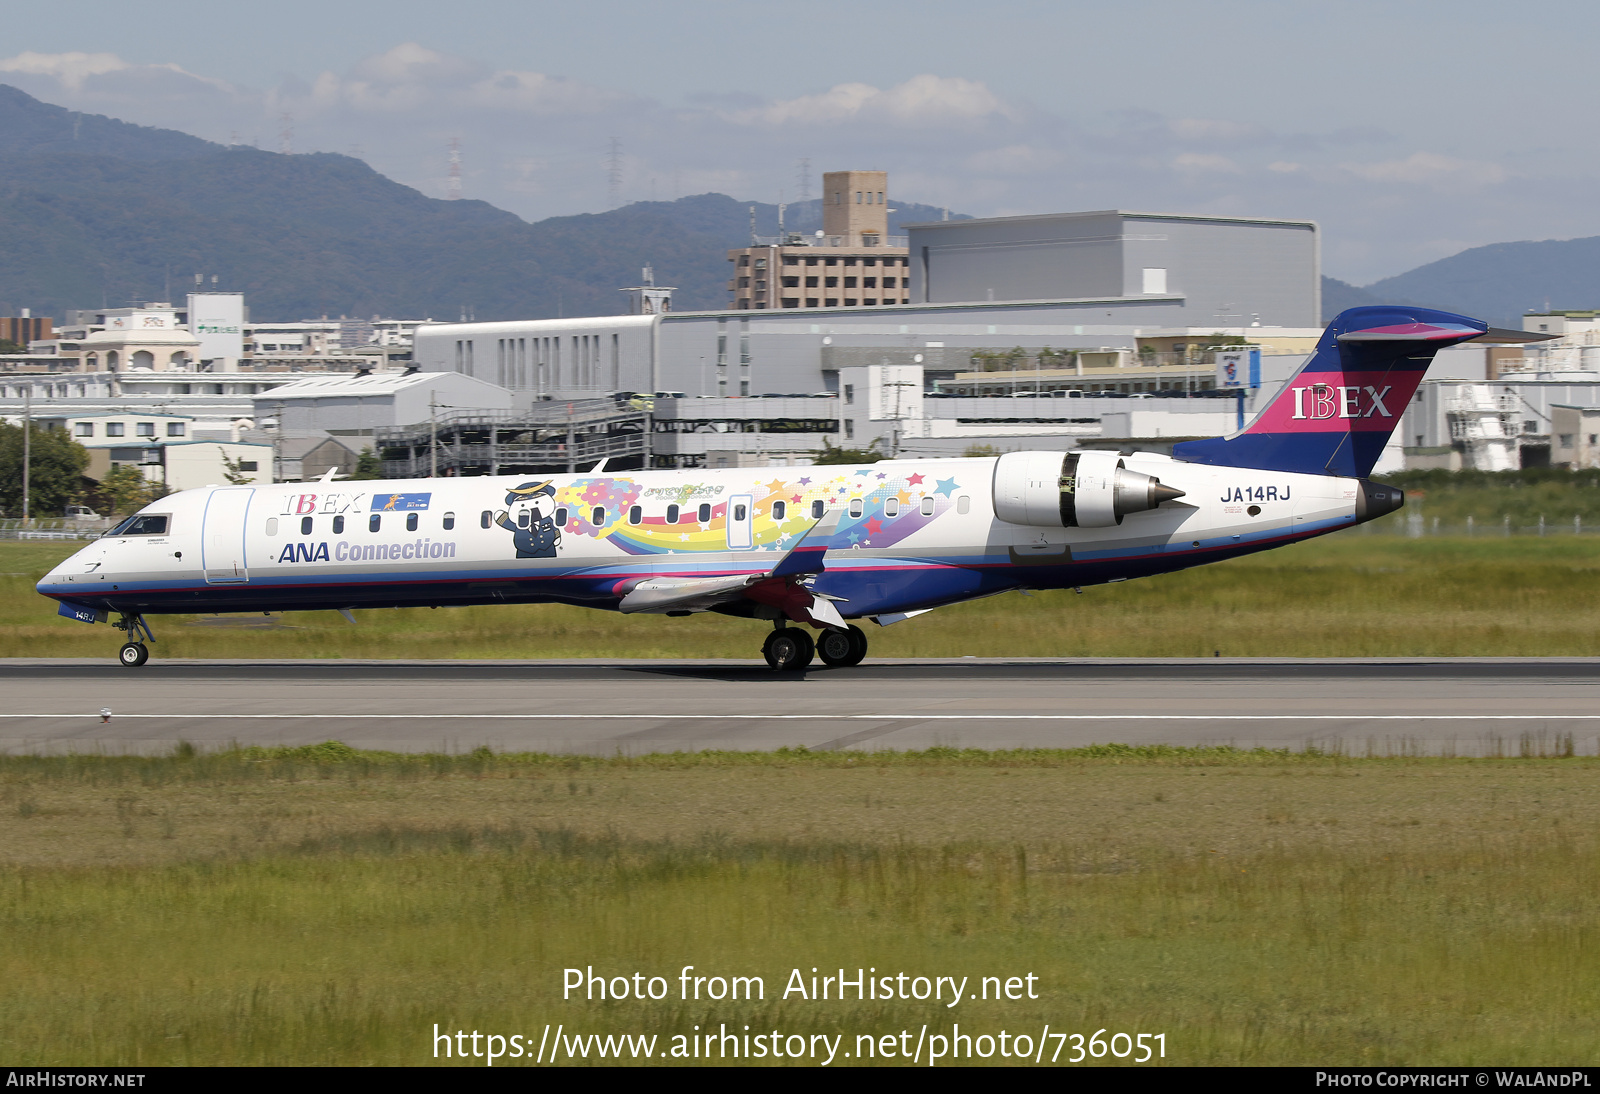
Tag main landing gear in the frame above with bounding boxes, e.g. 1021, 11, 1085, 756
761, 622, 868, 671
113, 613, 154, 668
817, 624, 868, 668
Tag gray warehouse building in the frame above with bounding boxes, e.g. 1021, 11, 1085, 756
906, 210, 1319, 327
412, 208, 1321, 403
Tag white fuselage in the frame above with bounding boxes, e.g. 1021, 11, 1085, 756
38, 453, 1367, 623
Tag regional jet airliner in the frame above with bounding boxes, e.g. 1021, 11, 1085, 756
36, 307, 1539, 668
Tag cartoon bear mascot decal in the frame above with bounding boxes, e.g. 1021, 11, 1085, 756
496, 481, 562, 559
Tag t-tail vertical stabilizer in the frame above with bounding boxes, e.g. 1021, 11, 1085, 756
1171, 306, 1489, 477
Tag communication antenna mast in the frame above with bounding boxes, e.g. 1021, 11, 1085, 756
447, 137, 462, 200
278, 112, 293, 155
796, 158, 811, 203
606, 137, 623, 208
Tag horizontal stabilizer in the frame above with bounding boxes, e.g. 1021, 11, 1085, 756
1468, 327, 1561, 344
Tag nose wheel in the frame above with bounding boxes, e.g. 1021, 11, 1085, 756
762, 627, 815, 671
817, 625, 868, 667
112, 613, 154, 667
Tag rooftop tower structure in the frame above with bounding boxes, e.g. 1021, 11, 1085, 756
822, 170, 889, 248
726, 169, 908, 311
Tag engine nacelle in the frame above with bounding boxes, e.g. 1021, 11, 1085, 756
991, 450, 1185, 528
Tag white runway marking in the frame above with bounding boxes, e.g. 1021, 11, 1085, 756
4, 713, 1600, 722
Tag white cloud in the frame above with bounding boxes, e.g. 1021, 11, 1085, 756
1172, 152, 1242, 174
1341, 151, 1507, 187
733, 75, 1009, 127
0, 50, 235, 95
280, 44, 623, 117
962, 144, 1065, 175
1167, 117, 1262, 144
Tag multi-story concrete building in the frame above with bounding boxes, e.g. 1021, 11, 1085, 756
726, 170, 911, 310
0, 313, 52, 347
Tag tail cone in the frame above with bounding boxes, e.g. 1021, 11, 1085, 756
1153, 482, 1186, 505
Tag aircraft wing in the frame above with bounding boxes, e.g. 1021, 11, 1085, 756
618, 573, 764, 614
617, 508, 844, 619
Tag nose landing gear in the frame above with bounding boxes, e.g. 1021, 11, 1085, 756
113, 613, 154, 668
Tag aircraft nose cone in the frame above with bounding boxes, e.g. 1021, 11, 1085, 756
1153, 482, 1186, 504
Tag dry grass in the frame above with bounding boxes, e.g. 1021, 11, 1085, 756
1, 747, 1598, 1065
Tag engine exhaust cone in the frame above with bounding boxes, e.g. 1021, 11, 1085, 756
1152, 482, 1186, 505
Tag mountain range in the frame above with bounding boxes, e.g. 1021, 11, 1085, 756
0, 84, 956, 322
1, 83, 1596, 328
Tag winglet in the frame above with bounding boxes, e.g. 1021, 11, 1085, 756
770, 508, 842, 579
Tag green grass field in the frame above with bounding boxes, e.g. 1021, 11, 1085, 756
6, 528, 1600, 659
1, 746, 1597, 1066
6, 515, 1599, 1065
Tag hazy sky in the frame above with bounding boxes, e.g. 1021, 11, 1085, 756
1, 0, 1591, 283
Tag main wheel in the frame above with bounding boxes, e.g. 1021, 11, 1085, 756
819, 625, 868, 667
118, 642, 149, 668
762, 627, 815, 671
817, 627, 860, 667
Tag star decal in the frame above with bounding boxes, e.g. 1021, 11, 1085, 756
866, 518, 883, 534
876, 472, 887, 479
854, 469, 872, 476
907, 473, 925, 485
847, 532, 861, 544
894, 490, 912, 505
679, 533, 690, 541
798, 477, 812, 485
764, 479, 786, 494
934, 477, 959, 497
791, 495, 802, 504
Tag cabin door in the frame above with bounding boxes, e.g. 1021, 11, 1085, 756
202, 487, 254, 584
726, 494, 754, 550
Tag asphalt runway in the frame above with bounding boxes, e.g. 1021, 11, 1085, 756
2, 657, 1598, 757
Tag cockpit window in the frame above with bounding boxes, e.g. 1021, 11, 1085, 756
110, 514, 169, 536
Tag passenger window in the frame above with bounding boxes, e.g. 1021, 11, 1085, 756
301, 516, 313, 535
884, 498, 898, 517
333, 515, 345, 534
370, 514, 381, 532
555, 507, 568, 526
443, 512, 455, 530
406, 513, 418, 532
480, 510, 491, 529
811, 500, 825, 519
849, 499, 863, 518
698, 503, 711, 522
921, 497, 934, 516
772, 501, 786, 520
518, 510, 530, 528
592, 506, 606, 526
666, 504, 679, 523
957, 495, 971, 514
266, 517, 278, 536
733, 503, 747, 521
629, 505, 642, 525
